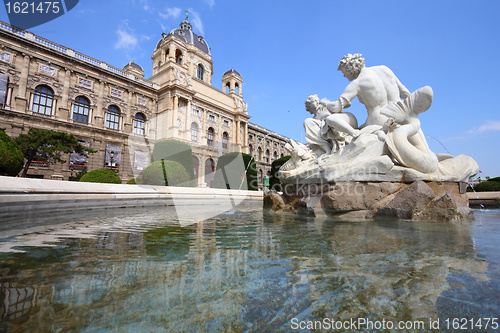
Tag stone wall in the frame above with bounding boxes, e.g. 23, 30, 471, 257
264, 181, 472, 221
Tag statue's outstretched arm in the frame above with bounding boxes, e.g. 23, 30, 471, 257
323, 81, 358, 113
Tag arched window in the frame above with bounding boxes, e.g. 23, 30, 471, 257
32, 85, 54, 115
235, 83, 239, 95
134, 113, 146, 135
106, 105, 120, 130
197, 64, 204, 81
258, 169, 263, 183
222, 132, 229, 149
258, 147, 262, 161
265, 149, 270, 163
205, 158, 215, 187
207, 127, 214, 146
249, 144, 253, 156
191, 122, 198, 142
280, 153, 284, 158
175, 49, 183, 65
73, 96, 90, 123
225, 83, 230, 94
273, 151, 278, 160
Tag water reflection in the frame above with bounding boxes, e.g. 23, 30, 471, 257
0, 207, 498, 332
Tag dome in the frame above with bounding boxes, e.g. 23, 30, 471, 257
223, 68, 242, 77
154, 14, 211, 55
125, 61, 143, 71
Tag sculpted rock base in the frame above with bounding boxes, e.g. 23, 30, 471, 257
265, 181, 472, 221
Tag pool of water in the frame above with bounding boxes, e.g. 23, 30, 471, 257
0, 206, 499, 332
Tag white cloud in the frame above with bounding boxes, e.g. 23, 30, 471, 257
189, 9, 204, 35
115, 29, 138, 50
159, 7, 181, 20
468, 120, 500, 134
204, 0, 215, 8
478, 120, 500, 133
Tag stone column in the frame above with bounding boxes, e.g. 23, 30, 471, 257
171, 96, 178, 135
243, 122, 248, 152
15, 54, 30, 111
217, 114, 222, 142
185, 100, 191, 141
235, 119, 240, 150
95, 80, 105, 127
59, 69, 71, 120
202, 108, 207, 144
124, 91, 133, 133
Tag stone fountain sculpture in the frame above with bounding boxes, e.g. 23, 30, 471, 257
269, 54, 479, 220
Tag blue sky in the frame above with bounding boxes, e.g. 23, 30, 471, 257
1, 0, 499, 176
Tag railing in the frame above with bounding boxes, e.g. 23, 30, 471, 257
34, 36, 67, 53
0, 21, 159, 90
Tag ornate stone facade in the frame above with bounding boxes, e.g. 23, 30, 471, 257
0, 19, 289, 185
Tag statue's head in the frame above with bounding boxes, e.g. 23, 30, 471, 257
305, 94, 320, 114
338, 53, 365, 81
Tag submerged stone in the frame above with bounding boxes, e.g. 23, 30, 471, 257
264, 181, 472, 221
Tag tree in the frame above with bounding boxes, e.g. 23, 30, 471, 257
0, 129, 24, 176
151, 140, 196, 186
15, 128, 95, 178
269, 156, 291, 191
213, 152, 258, 191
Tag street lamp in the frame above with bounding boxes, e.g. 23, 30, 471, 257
109, 151, 115, 168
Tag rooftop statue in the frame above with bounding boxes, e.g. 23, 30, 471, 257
280, 54, 479, 183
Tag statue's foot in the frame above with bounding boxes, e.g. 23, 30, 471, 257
352, 129, 361, 138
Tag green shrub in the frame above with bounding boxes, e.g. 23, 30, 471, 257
151, 140, 195, 186
213, 152, 258, 191
80, 168, 122, 184
142, 160, 190, 186
127, 176, 143, 185
269, 156, 291, 191
0, 129, 24, 176
472, 179, 500, 192
69, 168, 87, 181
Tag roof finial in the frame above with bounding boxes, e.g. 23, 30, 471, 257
185, 9, 189, 20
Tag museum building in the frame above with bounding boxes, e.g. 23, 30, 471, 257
0, 17, 288, 186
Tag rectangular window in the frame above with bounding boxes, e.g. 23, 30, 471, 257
110, 88, 122, 99
0, 52, 11, 63
208, 115, 215, 122
106, 111, 120, 130
39, 64, 56, 76
105, 144, 122, 171
78, 77, 92, 89
138, 96, 147, 106
69, 140, 90, 171
134, 150, 148, 171
223, 120, 229, 127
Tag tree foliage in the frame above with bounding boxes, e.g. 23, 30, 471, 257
142, 160, 190, 187
15, 128, 95, 178
269, 155, 291, 191
213, 152, 258, 191
472, 179, 500, 192
151, 140, 195, 187
80, 168, 122, 184
0, 129, 24, 176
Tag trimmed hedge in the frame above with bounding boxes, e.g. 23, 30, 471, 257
151, 140, 195, 187
213, 152, 258, 191
472, 179, 500, 192
269, 156, 291, 191
127, 177, 143, 185
142, 160, 190, 186
80, 168, 122, 184
0, 129, 24, 176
